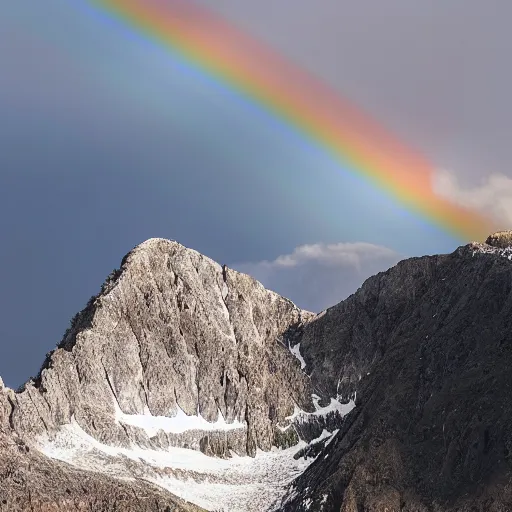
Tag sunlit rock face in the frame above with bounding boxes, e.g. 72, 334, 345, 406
12, 238, 319, 457
485, 230, 512, 248
2, 238, 353, 511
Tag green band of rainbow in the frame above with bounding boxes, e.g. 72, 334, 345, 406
92, 0, 495, 241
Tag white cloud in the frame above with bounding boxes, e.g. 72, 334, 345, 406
433, 169, 512, 228
232, 242, 401, 313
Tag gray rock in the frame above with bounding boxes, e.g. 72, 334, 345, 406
1, 238, 326, 511
281, 242, 512, 511
485, 230, 512, 248
12, 239, 316, 457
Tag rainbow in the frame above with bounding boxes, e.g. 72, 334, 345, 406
91, 0, 494, 241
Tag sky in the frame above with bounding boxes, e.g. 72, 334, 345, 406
1, 1, 511, 388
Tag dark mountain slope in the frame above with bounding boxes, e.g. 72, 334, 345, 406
282, 241, 512, 511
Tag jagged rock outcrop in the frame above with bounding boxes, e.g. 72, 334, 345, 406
281, 240, 512, 511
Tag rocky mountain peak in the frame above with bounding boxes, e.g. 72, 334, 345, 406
3, 238, 351, 510
12, 238, 319, 446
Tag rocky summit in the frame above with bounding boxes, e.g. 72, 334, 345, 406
1, 234, 512, 511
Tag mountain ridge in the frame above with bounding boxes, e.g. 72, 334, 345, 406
1, 235, 512, 511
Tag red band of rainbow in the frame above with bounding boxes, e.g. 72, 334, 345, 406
92, 0, 495, 241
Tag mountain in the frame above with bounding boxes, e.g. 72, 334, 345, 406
280, 237, 512, 511
1, 234, 512, 511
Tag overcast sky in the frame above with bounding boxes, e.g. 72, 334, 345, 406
1, 1, 511, 387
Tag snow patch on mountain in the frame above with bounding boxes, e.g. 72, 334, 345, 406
309, 429, 332, 445
285, 395, 356, 423
116, 403, 245, 437
150, 445, 311, 511
471, 242, 512, 261
289, 342, 306, 370
37, 417, 317, 511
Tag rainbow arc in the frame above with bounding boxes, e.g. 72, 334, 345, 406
92, 0, 495, 241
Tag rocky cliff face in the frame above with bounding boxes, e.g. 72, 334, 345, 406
1, 235, 512, 511
280, 240, 512, 511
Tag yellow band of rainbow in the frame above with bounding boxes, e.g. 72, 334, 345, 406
92, 0, 496, 241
